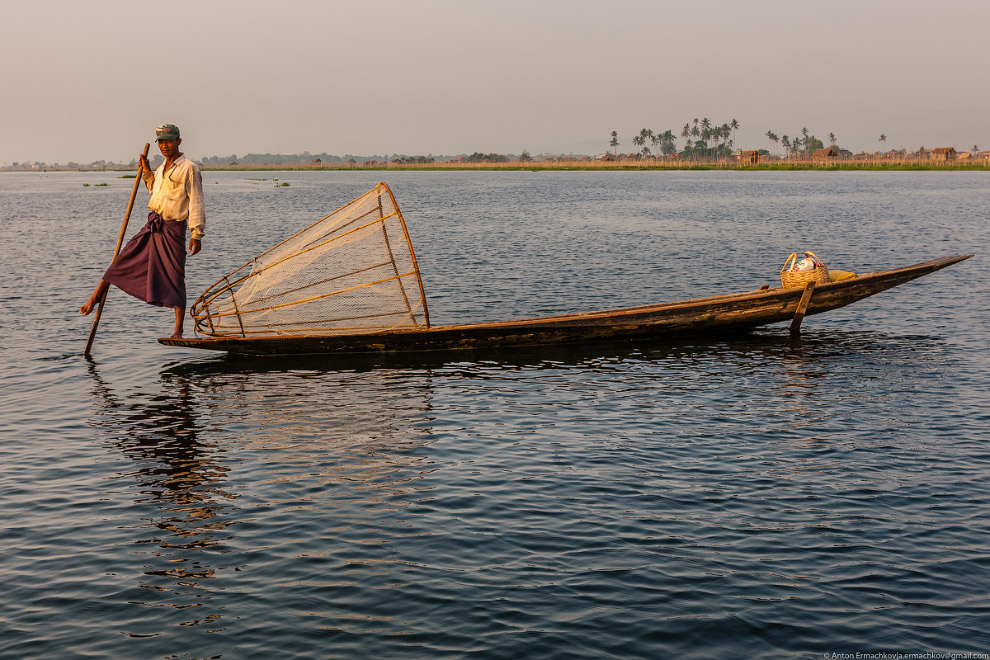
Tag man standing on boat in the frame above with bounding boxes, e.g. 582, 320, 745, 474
80, 124, 205, 338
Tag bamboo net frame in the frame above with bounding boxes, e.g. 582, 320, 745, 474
191, 182, 430, 337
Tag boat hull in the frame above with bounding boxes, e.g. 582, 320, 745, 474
160, 255, 971, 356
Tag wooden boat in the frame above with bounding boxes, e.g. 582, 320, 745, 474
160, 254, 971, 356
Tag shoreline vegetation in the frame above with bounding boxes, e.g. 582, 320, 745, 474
9, 119, 987, 172
214, 158, 989, 171
5, 157, 988, 173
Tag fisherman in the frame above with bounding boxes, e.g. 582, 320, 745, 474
80, 124, 205, 338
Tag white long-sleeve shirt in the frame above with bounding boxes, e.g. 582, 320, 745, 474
142, 155, 206, 239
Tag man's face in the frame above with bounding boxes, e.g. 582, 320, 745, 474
157, 137, 181, 159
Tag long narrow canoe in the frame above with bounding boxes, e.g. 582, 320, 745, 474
160, 255, 971, 356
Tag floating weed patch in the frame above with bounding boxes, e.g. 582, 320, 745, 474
94, 183, 109, 187
83, 183, 90, 187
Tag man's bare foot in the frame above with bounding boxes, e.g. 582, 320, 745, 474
81, 281, 109, 315
80, 292, 100, 315
170, 307, 185, 340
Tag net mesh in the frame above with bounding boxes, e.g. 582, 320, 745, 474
191, 183, 429, 337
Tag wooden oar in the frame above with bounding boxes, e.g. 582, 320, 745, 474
84, 143, 151, 357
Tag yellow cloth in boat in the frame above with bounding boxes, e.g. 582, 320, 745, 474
829, 270, 857, 282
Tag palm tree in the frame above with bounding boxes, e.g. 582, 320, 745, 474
878, 134, 887, 152
701, 118, 711, 158
828, 132, 836, 146
731, 119, 740, 150
766, 130, 774, 155
632, 131, 645, 152
650, 130, 672, 159
610, 131, 619, 156
782, 135, 791, 158
661, 130, 677, 156
639, 128, 654, 159
632, 129, 652, 159
681, 123, 692, 151
801, 127, 810, 153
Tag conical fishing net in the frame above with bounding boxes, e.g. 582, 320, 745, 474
191, 183, 429, 337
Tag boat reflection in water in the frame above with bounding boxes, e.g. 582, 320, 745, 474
86, 357, 437, 643
88, 362, 235, 633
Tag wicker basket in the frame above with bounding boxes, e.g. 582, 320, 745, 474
780, 251, 829, 288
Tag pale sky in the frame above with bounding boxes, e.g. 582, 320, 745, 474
2, 0, 988, 164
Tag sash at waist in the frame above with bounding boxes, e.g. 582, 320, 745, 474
147, 211, 186, 238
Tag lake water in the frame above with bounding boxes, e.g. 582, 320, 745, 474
1, 170, 988, 659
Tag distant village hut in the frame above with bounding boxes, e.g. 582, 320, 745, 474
739, 150, 760, 165
932, 147, 957, 163
812, 147, 838, 161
